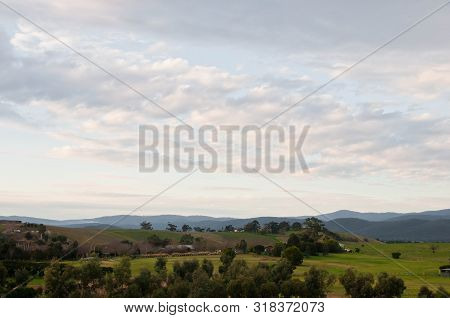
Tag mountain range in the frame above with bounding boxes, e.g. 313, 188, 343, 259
1, 209, 450, 242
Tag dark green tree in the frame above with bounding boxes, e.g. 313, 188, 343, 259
140, 221, 153, 230
44, 261, 78, 297
373, 272, 405, 298
259, 281, 279, 297
219, 248, 236, 274
282, 246, 304, 267
252, 245, 265, 255
339, 268, 375, 298
286, 233, 300, 247
182, 224, 192, 232
391, 252, 401, 259
201, 259, 214, 278
304, 266, 335, 298
166, 223, 177, 232
155, 257, 167, 273
280, 279, 306, 297
244, 220, 260, 233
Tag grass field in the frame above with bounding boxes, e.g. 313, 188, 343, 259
49, 227, 279, 249
294, 241, 450, 297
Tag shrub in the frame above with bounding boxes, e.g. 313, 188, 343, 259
391, 252, 401, 259
251, 245, 265, 255
179, 234, 194, 245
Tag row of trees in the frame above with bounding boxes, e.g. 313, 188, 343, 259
0, 233, 78, 261
39, 248, 337, 298
140, 217, 326, 234
140, 222, 216, 233
2, 254, 447, 298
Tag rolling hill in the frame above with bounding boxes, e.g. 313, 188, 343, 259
325, 218, 450, 242
1, 209, 450, 241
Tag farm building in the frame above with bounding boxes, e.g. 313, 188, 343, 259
439, 265, 450, 277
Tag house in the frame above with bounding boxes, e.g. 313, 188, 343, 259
439, 265, 450, 277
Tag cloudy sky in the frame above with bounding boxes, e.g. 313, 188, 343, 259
0, 0, 449, 219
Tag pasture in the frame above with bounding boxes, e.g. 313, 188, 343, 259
60, 241, 449, 297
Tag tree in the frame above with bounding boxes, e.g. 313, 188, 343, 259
173, 260, 199, 281
147, 234, 170, 247
303, 217, 325, 234
304, 266, 335, 297
193, 227, 205, 232
179, 234, 194, 245
270, 259, 294, 284
259, 282, 279, 297
167, 279, 190, 297
131, 268, 159, 297
166, 223, 177, 232
44, 261, 78, 297
105, 257, 132, 297
219, 248, 236, 274
155, 257, 167, 273
140, 221, 153, 230
225, 260, 249, 280
227, 277, 257, 297
244, 220, 260, 233
391, 252, 401, 259
224, 225, 235, 232
272, 242, 285, 257
78, 257, 104, 297
190, 268, 211, 297
418, 286, 435, 298
236, 240, 248, 253
201, 259, 214, 278
278, 221, 290, 232
287, 233, 300, 247
373, 272, 405, 298
291, 222, 302, 231
182, 224, 192, 232
282, 246, 304, 267
339, 268, 374, 298
280, 279, 306, 297
264, 222, 280, 234
252, 245, 265, 255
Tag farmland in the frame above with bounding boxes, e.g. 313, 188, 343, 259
44, 240, 450, 298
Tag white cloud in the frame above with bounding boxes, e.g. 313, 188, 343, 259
0, 1, 449, 217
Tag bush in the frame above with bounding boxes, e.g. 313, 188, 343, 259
251, 245, 265, 255
147, 235, 170, 247
391, 252, 401, 259
179, 234, 194, 245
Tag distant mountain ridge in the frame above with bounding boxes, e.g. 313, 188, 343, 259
324, 218, 450, 242
1, 209, 449, 229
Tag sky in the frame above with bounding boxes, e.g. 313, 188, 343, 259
0, 0, 449, 219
